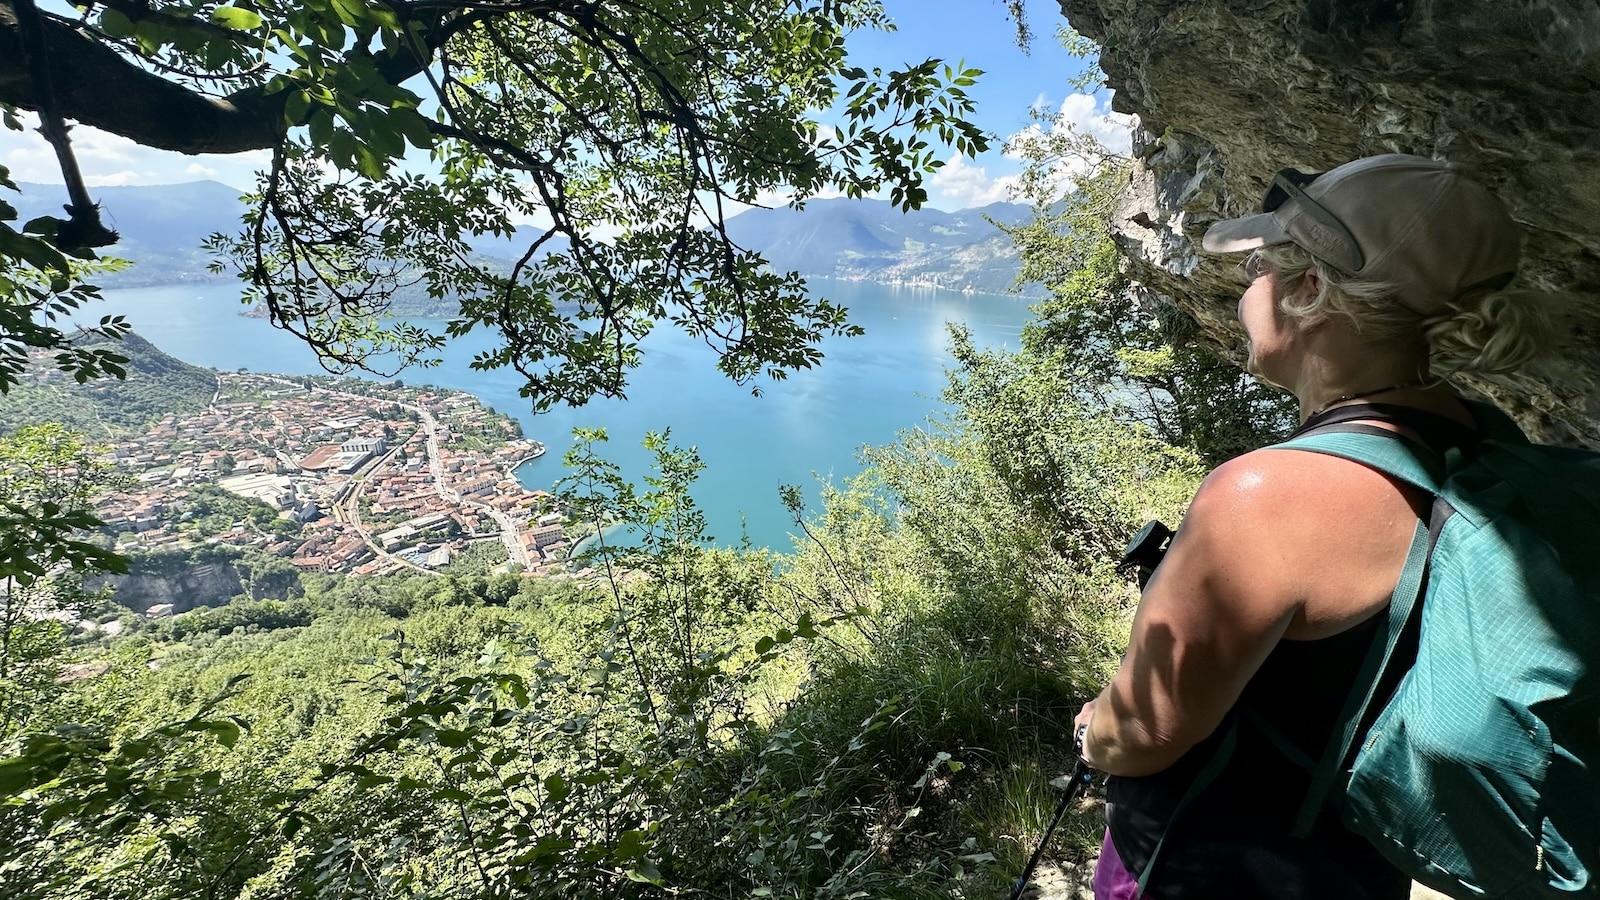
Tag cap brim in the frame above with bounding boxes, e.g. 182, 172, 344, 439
1201, 212, 1289, 253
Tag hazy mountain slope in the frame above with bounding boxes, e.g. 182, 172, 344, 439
726, 197, 1043, 296
0, 332, 217, 438
9, 182, 1046, 299
13, 181, 247, 287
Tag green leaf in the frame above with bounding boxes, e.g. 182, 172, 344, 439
210, 7, 263, 30
392, 108, 435, 150
616, 829, 650, 861
330, 0, 367, 27
98, 8, 135, 37
284, 89, 312, 125
624, 859, 662, 885
0, 757, 34, 796
0, 225, 68, 273
21, 216, 57, 237
543, 773, 570, 803
308, 110, 334, 148
205, 719, 243, 748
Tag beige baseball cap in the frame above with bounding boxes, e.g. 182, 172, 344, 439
1202, 154, 1521, 313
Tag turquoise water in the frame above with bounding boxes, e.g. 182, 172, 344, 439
83, 280, 1036, 550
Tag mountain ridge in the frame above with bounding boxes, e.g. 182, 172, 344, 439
9, 181, 1044, 299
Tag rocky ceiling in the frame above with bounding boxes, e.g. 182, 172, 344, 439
1055, 0, 1600, 445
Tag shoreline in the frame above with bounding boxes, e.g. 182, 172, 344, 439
507, 443, 546, 478
509, 443, 548, 490
226, 275, 1042, 322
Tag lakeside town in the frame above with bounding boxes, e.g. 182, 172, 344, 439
91, 372, 576, 579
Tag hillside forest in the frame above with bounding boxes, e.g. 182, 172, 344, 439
0, 3, 1297, 897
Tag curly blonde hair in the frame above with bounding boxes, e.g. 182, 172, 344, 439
1256, 243, 1550, 377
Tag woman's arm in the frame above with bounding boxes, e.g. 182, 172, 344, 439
1074, 452, 1309, 776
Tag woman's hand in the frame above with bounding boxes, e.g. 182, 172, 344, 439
1073, 699, 1098, 765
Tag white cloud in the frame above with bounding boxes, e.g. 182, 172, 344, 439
3, 132, 65, 183
1054, 92, 1136, 157
998, 92, 1139, 199
929, 153, 1019, 209
84, 170, 146, 187
71, 128, 140, 163
0, 115, 267, 190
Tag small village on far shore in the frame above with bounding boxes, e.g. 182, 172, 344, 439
92, 372, 578, 591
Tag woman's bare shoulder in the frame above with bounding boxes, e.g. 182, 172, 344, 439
1181, 446, 1420, 555
1179, 446, 1422, 632
1198, 445, 1410, 508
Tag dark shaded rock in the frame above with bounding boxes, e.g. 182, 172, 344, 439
1057, 0, 1600, 443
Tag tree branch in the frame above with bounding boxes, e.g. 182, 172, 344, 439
0, 1, 465, 154
9, 0, 115, 248
0, 1, 283, 152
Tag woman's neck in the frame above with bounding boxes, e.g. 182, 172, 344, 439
1290, 334, 1432, 423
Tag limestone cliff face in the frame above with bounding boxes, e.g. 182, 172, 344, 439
1056, 0, 1600, 443
92, 547, 304, 615
104, 558, 244, 615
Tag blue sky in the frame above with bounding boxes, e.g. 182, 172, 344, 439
0, 0, 1132, 211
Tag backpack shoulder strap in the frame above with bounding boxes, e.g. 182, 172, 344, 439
1289, 513, 1441, 837
1270, 429, 1445, 495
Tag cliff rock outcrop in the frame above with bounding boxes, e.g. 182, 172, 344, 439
92, 546, 304, 615
1057, 0, 1600, 443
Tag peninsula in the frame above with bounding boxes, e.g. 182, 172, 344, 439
93, 372, 569, 578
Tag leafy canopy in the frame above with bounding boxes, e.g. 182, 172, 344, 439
1, 0, 988, 407
999, 81, 1294, 463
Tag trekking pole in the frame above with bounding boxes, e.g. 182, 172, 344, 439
1007, 521, 1170, 899
1007, 727, 1096, 900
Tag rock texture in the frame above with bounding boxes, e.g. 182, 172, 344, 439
1055, 0, 1600, 444
91, 548, 303, 615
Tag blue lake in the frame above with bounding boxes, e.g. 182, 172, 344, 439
84, 280, 1037, 550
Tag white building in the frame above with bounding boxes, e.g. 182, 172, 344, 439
218, 473, 298, 509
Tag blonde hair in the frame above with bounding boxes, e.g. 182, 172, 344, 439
1257, 243, 1550, 377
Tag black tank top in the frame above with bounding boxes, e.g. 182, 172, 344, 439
1103, 402, 1480, 900
1105, 617, 1410, 900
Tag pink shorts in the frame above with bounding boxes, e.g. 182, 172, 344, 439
1092, 828, 1141, 900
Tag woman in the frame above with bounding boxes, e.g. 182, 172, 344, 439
1074, 154, 1549, 899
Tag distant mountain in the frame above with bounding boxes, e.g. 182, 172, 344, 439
0, 332, 217, 438
8, 181, 1046, 300
725, 197, 1045, 297
13, 181, 248, 287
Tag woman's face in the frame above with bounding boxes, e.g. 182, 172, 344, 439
1237, 251, 1309, 388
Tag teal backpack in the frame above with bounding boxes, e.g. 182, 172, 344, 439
1272, 401, 1600, 898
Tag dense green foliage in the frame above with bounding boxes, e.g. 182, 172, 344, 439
439, 540, 511, 577
0, 332, 218, 438
1002, 121, 1296, 464
168, 484, 304, 540
0, 424, 128, 732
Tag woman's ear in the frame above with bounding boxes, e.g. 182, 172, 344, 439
1277, 266, 1320, 307
1298, 267, 1322, 298
1277, 266, 1327, 331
